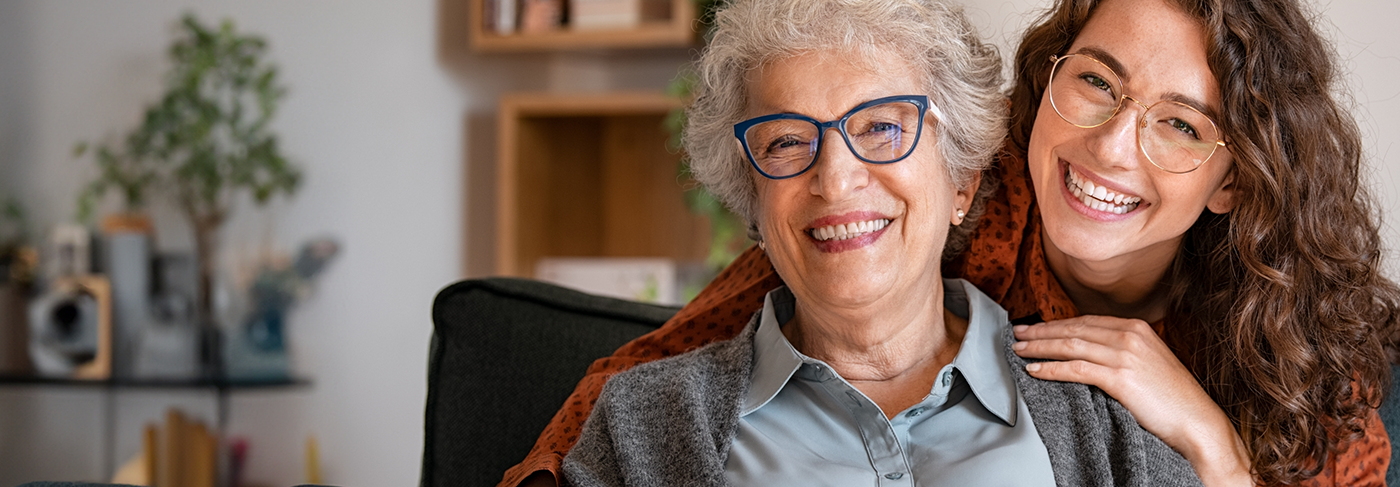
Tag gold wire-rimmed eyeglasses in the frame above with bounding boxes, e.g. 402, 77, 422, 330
1047, 53, 1227, 174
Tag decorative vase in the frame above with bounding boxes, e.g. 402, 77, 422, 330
102, 212, 155, 379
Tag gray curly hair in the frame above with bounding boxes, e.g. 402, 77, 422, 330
683, 0, 1007, 256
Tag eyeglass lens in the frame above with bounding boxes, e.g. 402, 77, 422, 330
743, 101, 923, 178
1049, 54, 1221, 173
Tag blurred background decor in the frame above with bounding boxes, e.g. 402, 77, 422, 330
74, 14, 302, 380
0, 195, 36, 375
225, 237, 340, 381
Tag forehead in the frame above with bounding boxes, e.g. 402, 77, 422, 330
1069, 0, 1220, 108
746, 49, 924, 118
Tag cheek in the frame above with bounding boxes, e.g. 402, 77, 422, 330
1026, 106, 1059, 170
1162, 168, 1230, 209
752, 177, 800, 238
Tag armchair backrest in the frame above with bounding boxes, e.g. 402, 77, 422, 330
421, 278, 677, 487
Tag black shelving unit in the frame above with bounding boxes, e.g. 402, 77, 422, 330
0, 374, 310, 483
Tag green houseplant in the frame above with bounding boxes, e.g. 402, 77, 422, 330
76, 14, 301, 372
666, 1, 749, 276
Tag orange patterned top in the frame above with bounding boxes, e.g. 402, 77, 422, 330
498, 150, 1389, 487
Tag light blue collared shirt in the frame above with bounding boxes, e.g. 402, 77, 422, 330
723, 279, 1056, 486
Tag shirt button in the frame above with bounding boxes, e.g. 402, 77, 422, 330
905, 408, 922, 419
885, 473, 905, 480
942, 371, 952, 386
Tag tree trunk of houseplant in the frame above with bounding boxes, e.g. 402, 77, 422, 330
189, 208, 226, 380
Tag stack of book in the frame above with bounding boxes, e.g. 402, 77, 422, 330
112, 408, 218, 487
485, 0, 672, 34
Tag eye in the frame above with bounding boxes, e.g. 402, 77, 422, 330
1167, 118, 1200, 139
1081, 74, 1113, 93
868, 122, 901, 134
766, 135, 808, 152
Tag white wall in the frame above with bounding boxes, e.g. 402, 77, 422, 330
0, 0, 1395, 486
1, 0, 469, 485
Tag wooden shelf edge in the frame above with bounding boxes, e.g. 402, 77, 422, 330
474, 25, 694, 52
0, 374, 312, 390
500, 91, 685, 116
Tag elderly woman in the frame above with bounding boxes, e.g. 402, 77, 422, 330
558, 0, 1200, 486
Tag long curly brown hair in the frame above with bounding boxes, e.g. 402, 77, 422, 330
1008, 0, 1400, 484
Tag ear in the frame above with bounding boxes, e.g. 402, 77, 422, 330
952, 171, 983, 225
1206, 169, 1237, 214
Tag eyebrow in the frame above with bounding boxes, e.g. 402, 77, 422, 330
1074, 47, 1130, 82
1073, 46, 1222, 125
1160, 93, 1222, 125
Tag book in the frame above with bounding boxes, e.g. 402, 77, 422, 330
486, 0, 518, 35
571, 0, 640, 30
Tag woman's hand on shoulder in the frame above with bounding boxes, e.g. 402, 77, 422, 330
1012, 315, 1254, 487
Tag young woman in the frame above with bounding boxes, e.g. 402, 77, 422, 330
502, 0, 1400, 485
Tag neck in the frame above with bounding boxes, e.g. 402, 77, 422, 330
1041, 228, 1177, 323
782, 279, 967, 418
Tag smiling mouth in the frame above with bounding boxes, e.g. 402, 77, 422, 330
1064, 165, 1142, 214
808, 218, 891, 241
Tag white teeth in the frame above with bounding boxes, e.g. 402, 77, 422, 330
1063, 165, 1142, 214
810, 218, 891, 242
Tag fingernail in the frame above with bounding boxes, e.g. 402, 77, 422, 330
1026, 363, 1040, 372
1013, 325, 1028, 334
1012, 341, 1027, 350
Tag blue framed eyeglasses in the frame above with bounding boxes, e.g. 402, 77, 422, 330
733, 94, 932, 180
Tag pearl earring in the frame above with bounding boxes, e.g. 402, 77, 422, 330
955, 209, 966, 220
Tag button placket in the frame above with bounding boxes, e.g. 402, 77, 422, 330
823, 376, 912, 487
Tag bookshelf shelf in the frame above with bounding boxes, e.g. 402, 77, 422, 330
494, 91, 710, 277
469, 0, 697, 52
0, 374, 309, 390
0, 374, 309, 485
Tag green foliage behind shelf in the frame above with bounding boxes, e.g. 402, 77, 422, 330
76, 13, 301, 225
667, 68, 750, 272
74, 13, 302, 318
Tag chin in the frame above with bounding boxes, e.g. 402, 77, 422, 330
790, 270, 897, 308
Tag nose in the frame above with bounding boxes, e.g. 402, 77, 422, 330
807, 127, 871, 201
1084, 96, 1148, 170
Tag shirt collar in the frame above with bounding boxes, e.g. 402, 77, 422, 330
742, 287, 804, 416
945, 278, 1018, 425
741, 279, 1019, 426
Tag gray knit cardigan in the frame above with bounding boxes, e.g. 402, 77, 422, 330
562, 316, 1205, 487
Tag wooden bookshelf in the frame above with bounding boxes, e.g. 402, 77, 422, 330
495, 91, 710, 276
469, 0, 697, 52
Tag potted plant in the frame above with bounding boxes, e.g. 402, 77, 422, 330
76, 14, 301, 377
